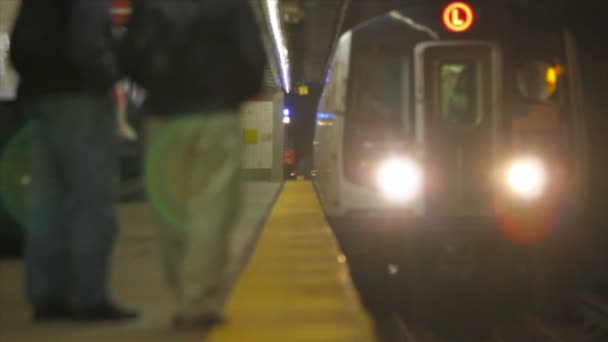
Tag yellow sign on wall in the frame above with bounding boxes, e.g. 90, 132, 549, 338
243, 129, 259, 144
298, 85, 309, 96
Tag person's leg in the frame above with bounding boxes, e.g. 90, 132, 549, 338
46, 93, 136, 319
144, 116, 187, 299
24, 99, 71, 320
159, 226, 185, 296
176, 113, 242, 324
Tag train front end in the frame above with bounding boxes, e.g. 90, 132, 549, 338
316, 1, 588, 316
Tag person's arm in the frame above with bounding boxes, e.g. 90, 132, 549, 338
115, 82, 138, 141
67, 0, 120, 89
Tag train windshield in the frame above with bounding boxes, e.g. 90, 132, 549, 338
440, 61, 479, 125
347, 36, 412, 138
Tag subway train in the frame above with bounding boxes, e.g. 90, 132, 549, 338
312, 1, 590, 317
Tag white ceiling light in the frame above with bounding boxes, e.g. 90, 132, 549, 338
265, 0, 291, 93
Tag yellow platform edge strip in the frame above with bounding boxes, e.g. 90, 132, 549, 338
208, 181, 376, 342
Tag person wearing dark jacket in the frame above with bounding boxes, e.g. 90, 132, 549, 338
120, 0, 265, 329
10, 0, 138, 321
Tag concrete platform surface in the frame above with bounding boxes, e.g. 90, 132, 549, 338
0, 181, 281, 342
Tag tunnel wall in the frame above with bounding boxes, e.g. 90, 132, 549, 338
240, 92, 285, 182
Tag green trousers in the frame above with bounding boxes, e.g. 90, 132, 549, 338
145, 112, 242, 319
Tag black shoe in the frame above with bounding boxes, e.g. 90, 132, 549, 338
72, 303, 139, 322
33, 302, 72, 322
173, 313, 225, 330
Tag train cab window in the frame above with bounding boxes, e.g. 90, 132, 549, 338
511, 60, 566, 135
440, 61, 479, 125
349, 50, 411, 136
517, 60, 564, 103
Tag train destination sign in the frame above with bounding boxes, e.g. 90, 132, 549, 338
442, 2, 475, 32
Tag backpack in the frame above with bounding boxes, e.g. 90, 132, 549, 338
119, 0, 265, 111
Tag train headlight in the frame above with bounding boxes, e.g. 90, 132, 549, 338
376, 158, 422, 202
506, 157, 546, 200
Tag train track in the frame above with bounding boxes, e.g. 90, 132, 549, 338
522, 314, 575, 342
579, 292, 608, 341
375, 293, 608, 342
521, 299, 608, 342
375, 314, 438, 342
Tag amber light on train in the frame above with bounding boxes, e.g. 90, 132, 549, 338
545, 65, 565, 97
442, 2, 475, 32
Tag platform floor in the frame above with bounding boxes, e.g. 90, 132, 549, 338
0, 181, 374, 341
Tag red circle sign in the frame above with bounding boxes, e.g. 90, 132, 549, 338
442, 2, 474, 32
111, 0, 132, 25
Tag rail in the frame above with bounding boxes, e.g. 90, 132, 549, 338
372, 293, 608, 342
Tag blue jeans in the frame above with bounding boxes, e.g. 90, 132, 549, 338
24, 92, 119, 309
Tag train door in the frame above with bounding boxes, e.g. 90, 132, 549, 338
564, 30, 588, 214
415, 41, 502, 217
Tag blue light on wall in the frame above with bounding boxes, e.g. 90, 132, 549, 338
282, 107, 291, 124
317, 112, 336, 120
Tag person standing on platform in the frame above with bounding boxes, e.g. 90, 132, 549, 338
10, 0, 139, 321
119, 0, 265, 330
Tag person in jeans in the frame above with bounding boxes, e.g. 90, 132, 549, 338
10, 0, 138, 321
120, 0, 265, 330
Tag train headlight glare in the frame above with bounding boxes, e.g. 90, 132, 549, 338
506, 158, 546, 199
377, 158, 422, 202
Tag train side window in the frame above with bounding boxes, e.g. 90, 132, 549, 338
440, 61, 479, 125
